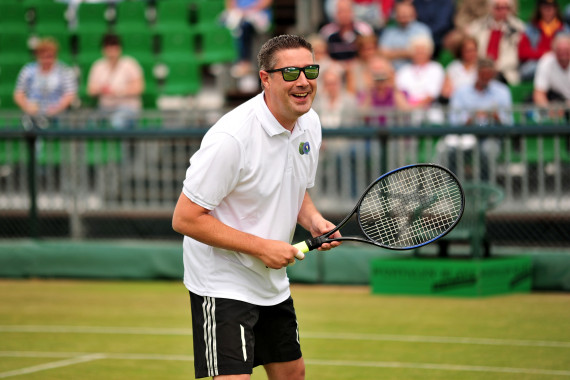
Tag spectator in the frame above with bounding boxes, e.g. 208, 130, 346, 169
312, 65, 358, 128
395, 35, 444, 111
324, 0, 395, 34
307, 34, 337, 88
466, 0, 525, 85
441, 35, 479, 101
455, 0, 521, 31
444, 58, 513, 179
312, 64, 359, 197
87, 34, 144, 129
13, 37, 76, 126
379, 1, 432, 71
519, 0, 570, 81
358, 56, 408, 127
345, 34, 381, 94
533, 33, 570, 107
222, 0, 273, 78
319, 0, 375, 62
413, 0, 455, 57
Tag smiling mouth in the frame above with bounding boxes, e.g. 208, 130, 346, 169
292, 93, 309, 98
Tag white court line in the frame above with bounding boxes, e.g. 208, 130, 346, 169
1, 325, 570, 348
1, 351, 569, 377
0, 353, 105, 379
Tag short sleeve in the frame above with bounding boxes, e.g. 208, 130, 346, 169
182, 132, 243, 210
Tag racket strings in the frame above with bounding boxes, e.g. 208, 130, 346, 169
359, 166, 463, 248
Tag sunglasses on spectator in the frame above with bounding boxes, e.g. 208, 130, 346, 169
266, 65, 320, 81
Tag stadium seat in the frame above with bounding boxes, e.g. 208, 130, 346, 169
75, 31, 106, 67
76, 2, 110, 34
159, 59, 201, 95
0, 2, 31, 34
197, 27, 237, 64
120, 30, 156, 63
195, 0, 225, 30
509, 82, 534, 104
0, 33, 32, 65
157, 31, 196, 62
114, 0, 150, 34
30, 1, 69, 35
154, 0, 195, 33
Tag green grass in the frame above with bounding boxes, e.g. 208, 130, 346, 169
0, 280, 569, 379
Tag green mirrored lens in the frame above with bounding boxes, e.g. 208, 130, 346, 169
305, 66, 319, 79
283, 68, 300, 81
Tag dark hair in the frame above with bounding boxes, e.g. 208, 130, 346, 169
101, 33, 121, 48
257, 34, 314, 71
531, 0, 562, 25
454, 35, 478, 60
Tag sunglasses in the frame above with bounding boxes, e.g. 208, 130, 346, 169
265, 65, 320, 81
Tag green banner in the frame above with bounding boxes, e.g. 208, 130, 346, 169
371, 256, 532, 297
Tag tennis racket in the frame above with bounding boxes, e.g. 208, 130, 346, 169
294, 163, 465, 254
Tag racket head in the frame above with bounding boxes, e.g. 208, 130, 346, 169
356, 163, 465, 250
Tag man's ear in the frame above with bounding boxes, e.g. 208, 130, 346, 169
259, 71, 270, 90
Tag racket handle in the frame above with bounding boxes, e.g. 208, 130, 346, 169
293, 236, 328, 253
293, 241, 310, 253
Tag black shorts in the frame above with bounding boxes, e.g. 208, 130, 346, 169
189, 291, 302, 379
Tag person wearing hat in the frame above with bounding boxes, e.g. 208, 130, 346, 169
518, 0, 570, 81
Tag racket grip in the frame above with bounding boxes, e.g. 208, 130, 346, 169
293, 236, 327, 253
293, 241, 310, 253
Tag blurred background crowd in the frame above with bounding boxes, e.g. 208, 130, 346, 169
2, 0, 570, 130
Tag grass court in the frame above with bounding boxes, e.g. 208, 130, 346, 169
0, 280, 569, 379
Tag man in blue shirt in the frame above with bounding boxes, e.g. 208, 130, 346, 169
379, 1, 432, 71
444, 58, 513, 180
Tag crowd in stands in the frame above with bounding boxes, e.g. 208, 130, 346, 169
6, 0, 570, 131
314, 0, 570, 129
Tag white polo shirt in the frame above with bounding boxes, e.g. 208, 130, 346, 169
534, 52, 570, 100
181, 92, 322, 306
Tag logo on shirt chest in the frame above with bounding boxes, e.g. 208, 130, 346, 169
298, 141, 311, 155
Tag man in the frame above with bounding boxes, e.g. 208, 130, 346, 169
466, 0, 525, 85
379, 1, 432, 71
319, 0, 374, 61
172, 35, 340, 379
533, 33, 570, 106
445, 58, 513, 180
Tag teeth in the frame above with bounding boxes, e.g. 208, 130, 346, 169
293, 93, 308, 97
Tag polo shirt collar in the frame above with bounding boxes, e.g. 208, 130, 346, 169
255, 92, 307, 137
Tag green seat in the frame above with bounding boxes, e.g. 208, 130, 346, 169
114, 0, 149, 34
154, 0, 195, 33
31, 1, 69, 34
437, 182, 505, 258
0, 33, 32, 65
197, 27, 237, 64
509, 82, 533, 104
120, 30, 155, 63
160, 59, 201, 95
76, 2, 110, 34
75, 31, 105, 66
436, 49, 455, 68
158, 30, 196, 61
195, 0, 224, 30
0, 2, 31, 34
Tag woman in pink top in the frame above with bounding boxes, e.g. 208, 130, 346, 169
87, 34, 145, 129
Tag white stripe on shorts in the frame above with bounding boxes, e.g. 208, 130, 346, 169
202, 297, 218, 377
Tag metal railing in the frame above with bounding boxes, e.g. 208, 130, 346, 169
0, 106, 569, 244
